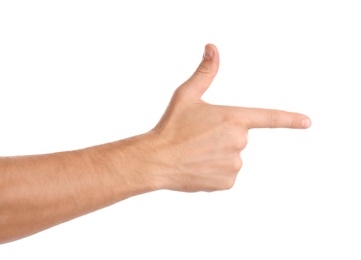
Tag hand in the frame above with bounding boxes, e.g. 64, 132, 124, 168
148, 44, 311, 192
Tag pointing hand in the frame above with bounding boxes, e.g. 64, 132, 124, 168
150, 44, 311, 192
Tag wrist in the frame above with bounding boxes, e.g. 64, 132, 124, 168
87, 132, 169, 201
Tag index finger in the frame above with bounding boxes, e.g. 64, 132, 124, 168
240, 107, 312, 129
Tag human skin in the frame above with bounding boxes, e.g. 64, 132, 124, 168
0, 44, 311, 244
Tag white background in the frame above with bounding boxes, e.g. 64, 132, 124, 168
0, 1, 360, 259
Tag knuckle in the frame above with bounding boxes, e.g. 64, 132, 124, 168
222, 111, 241, 126
173, 85, 188, 101
222, 177, 236, 190
233, 158, 243, 172
196, 63, 211, 75
235, 136, 248, 150
269, 110, 279, 128
291, 116, 299, 128
219, 159, 242, 190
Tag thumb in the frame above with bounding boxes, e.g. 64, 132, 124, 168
180, 44, 220, 100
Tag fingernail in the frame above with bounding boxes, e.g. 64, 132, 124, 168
301, 118, 312, 128
203, 45, 214, 60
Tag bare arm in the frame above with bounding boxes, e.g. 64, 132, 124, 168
0, 44, 311, 244
0, 134, 165, 243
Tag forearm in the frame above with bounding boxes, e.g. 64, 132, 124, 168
0, 133, 159, 244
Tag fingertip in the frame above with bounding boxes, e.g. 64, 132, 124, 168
301, 117, 312, 128
203, 44, 214, 60
203, 44, 218, 60
177, 44, 220, 101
